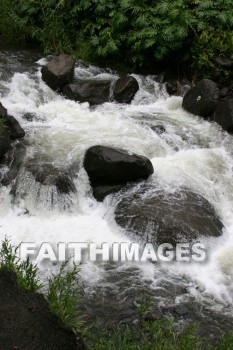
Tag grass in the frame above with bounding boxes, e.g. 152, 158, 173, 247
1, 237, 233, 349
89, 319, 202, 350
47, 259, 84, 332
0, 237, 84, 333
0, 237, 41, 292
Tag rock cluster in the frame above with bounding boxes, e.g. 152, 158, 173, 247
41, 54, 139, 105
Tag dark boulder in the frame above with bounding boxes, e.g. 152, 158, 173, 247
0, 126, 11, 160
1, 143, 26, 185
115, 185, 222, 245
166, 80, 178, 95
26, 163, 76, 194
92, 184, 125, 202
63, 80, 111, 105
41, 54, 75, 91
182, 79, 220, 118
0, 102, 7, 117
23, 112, 36, 122
214, 57, 232, 68
220, 87, 229, 99
84, 145, 154, 201
84, 145, 153, 185
0, 270, 85, 350
113, 76, 139, 103
150, 125, 166, 134
166, 80, 191, 97
0, 102, 25, 139
213, 99, 233, 133
177, 84, 191, 97
4, 115, 25, 139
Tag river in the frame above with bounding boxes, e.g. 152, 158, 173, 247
1, 48, 233, 341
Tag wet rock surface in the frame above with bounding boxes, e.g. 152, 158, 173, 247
215, 56, 232, 68
113, 76, 139, 103
92, 184, 125, 202
84, 145, 153, 201
63, 80, 111, 105
0, 102, 7, 117
26, 163, 76, 194
0, 126, 11, 160
4, 114, 25, 139
84, 145, 153, 184
115, 185, 223, 244
41, 54, 75, 91
1, 142, 26, 185
182, 79, 220, 118
0, 102, 25, 159
213, 98, 233, 133
0, 270, 85, 350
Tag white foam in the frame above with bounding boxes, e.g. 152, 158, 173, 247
1, 59, 233, 311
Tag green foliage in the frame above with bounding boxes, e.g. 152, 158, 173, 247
191, 28, 233, 78
0, 0, 232, 75
0, 237, 41, 292
214, 332, 233, 350
0, 238, 84, 333
90, 318, 202, 350
46, 260, 84, 333
0, 0, 29, 42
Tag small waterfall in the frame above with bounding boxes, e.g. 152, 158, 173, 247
1, 49, 233, 330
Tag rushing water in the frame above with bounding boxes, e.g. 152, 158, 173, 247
1, 49, 233, 335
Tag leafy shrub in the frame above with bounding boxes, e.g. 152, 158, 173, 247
46, 260, 84, 333
0, 0, 232, 76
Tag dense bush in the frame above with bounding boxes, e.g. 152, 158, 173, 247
0, 0, 232, 76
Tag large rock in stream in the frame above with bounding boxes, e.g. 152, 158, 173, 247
0, 126, 11, 160
115, 185, 223, 244
182, 79, 219, 118
26, 163, 76, 194
84, 146, 153, 184
1, 142, 26, 185
41, 54, 75, 91
63, 80, 111, 105
84, 145, 154, 201
213, 98, 233, 133
4, 114, 25, 139
0, 102, 25, 161
113, 76, 139, 103
0, 102, 25, 139
0, 270, 85, 350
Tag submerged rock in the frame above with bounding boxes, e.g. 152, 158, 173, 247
1, 142, 26, 186
166, 80, 178, 95
92, 184, 125, 202
214, 57, 232, 68
0, 102, 7, 117
150, 124, 166, 134
0, 102, 25, 140
41, 54, 75, 91
0, 126, 11, 160
4, 115, 25, 139
115, 185, 223, 244
0, 270, 85, 350
213, 99, 233, 133
63, 80, 111, 105
182, 79, 219, 118
26, 163, 76, 194
113, 76, 139, 103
